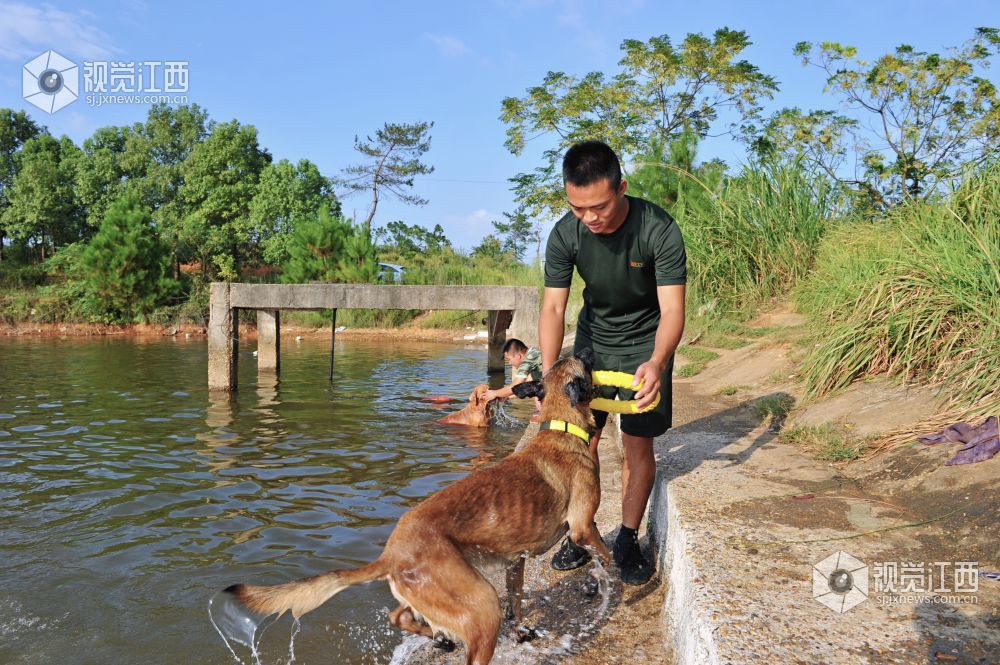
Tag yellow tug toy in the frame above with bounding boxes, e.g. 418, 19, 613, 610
590, 370, 660, 414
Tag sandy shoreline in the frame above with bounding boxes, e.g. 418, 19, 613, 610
0, 321, 478, 344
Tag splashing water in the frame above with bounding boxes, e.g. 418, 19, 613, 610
208, 590, 278, 665
287, 619, 301, 664
581, 556, 612, 632
489, 401, 523, 429
483, 556, 614, 665
388, 634, 427, 665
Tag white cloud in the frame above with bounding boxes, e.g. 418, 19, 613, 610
461, 208, 495, 225
0, 2, 117, 61
424, 33, 470, 58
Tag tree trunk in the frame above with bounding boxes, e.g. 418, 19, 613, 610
364, 182, 379, 229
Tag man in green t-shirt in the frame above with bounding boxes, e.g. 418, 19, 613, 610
540, 139, 686, 585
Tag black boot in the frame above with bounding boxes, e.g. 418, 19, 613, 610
613, 526, 653, 585
550, 536, 592, 571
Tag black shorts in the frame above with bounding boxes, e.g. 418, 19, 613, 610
574, 339, 673, 438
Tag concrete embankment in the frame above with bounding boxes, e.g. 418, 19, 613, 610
647, 336, 998, 664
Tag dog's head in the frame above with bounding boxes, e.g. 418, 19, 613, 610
512, 347, 594, 408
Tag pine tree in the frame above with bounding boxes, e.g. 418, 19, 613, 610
80, 194, 178, 321
281, 206, 379, 284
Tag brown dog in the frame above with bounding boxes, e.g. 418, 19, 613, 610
223, 348, 610, 665
436, 383, 494, 427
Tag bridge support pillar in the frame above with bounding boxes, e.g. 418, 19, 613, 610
257, 309, 279, 373
208, 283, 238, 391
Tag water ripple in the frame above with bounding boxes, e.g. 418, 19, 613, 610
0, 337, 521, 663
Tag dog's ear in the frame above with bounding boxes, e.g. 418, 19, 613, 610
574, 347, 594, 372
512, 381, 545, 401
564, 375, 591, 407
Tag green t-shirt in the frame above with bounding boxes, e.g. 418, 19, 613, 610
544, 195, 686, 354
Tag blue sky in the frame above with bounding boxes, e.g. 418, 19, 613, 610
1, 0, 997, 251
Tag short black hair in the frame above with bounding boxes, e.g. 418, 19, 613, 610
502, 338, 528, 355
562, 140, 622, 190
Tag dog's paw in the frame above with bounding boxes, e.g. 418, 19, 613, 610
432, 634, 456, 652
515, 624, 538, 643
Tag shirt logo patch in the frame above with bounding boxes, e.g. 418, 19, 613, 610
629, 261, 645, 268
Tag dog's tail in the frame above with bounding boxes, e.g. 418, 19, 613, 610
224, 557, 389, 619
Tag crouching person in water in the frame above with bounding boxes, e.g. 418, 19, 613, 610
484, 338, 543, 420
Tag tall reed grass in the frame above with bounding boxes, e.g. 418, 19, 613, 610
796, 161, 1000, 415
675, 160, 838, 318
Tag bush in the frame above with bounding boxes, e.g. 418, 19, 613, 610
0, 262, 46, 288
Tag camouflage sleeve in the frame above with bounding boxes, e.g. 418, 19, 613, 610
514, 347, 542, 380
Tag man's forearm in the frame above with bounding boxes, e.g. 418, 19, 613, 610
539, 305, 565, 372
649, 306, 684, 370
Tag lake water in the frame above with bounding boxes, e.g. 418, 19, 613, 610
0, 336, 528, 664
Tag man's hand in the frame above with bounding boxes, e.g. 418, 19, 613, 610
631, 360, 665, 410
484, 389, 502, 402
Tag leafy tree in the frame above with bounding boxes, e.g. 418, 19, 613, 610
133, 104, 210, 270
375, 220, 450, 257
472, 234, 510, 261
281, 206, 379, 284
489, 208, 538, 261
250, 158, 340, 265
75, 125, 147, 229
179, 120, 271, 279
337, 215, 381, 284
79, 194, 178, 322
336, 121, 434, 229
759, 28, 1000, 207
75, 105, 211, 275
3, 134, 84, 258
0, 109, 44, 261
500, 29, 777, 218
628, 133, 726, 219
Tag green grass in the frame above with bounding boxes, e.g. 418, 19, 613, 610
778, 424, 869, 462
678, 160, 839, 319
676, 345, 719, 363
675, 362, 707, 377
673, 345, 721, 377
414, 309, 484, 329
795, 161, 1000, 416
716, 384, 745, 396
699, 332, 749, 349
753, 393, 795, 421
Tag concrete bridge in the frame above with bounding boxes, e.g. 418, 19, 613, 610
207, 282, 541, 391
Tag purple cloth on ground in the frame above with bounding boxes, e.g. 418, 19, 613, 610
918, 416, 999, 465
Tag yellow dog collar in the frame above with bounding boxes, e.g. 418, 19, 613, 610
539, 420, 592, 444
590, 370, 661, 415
